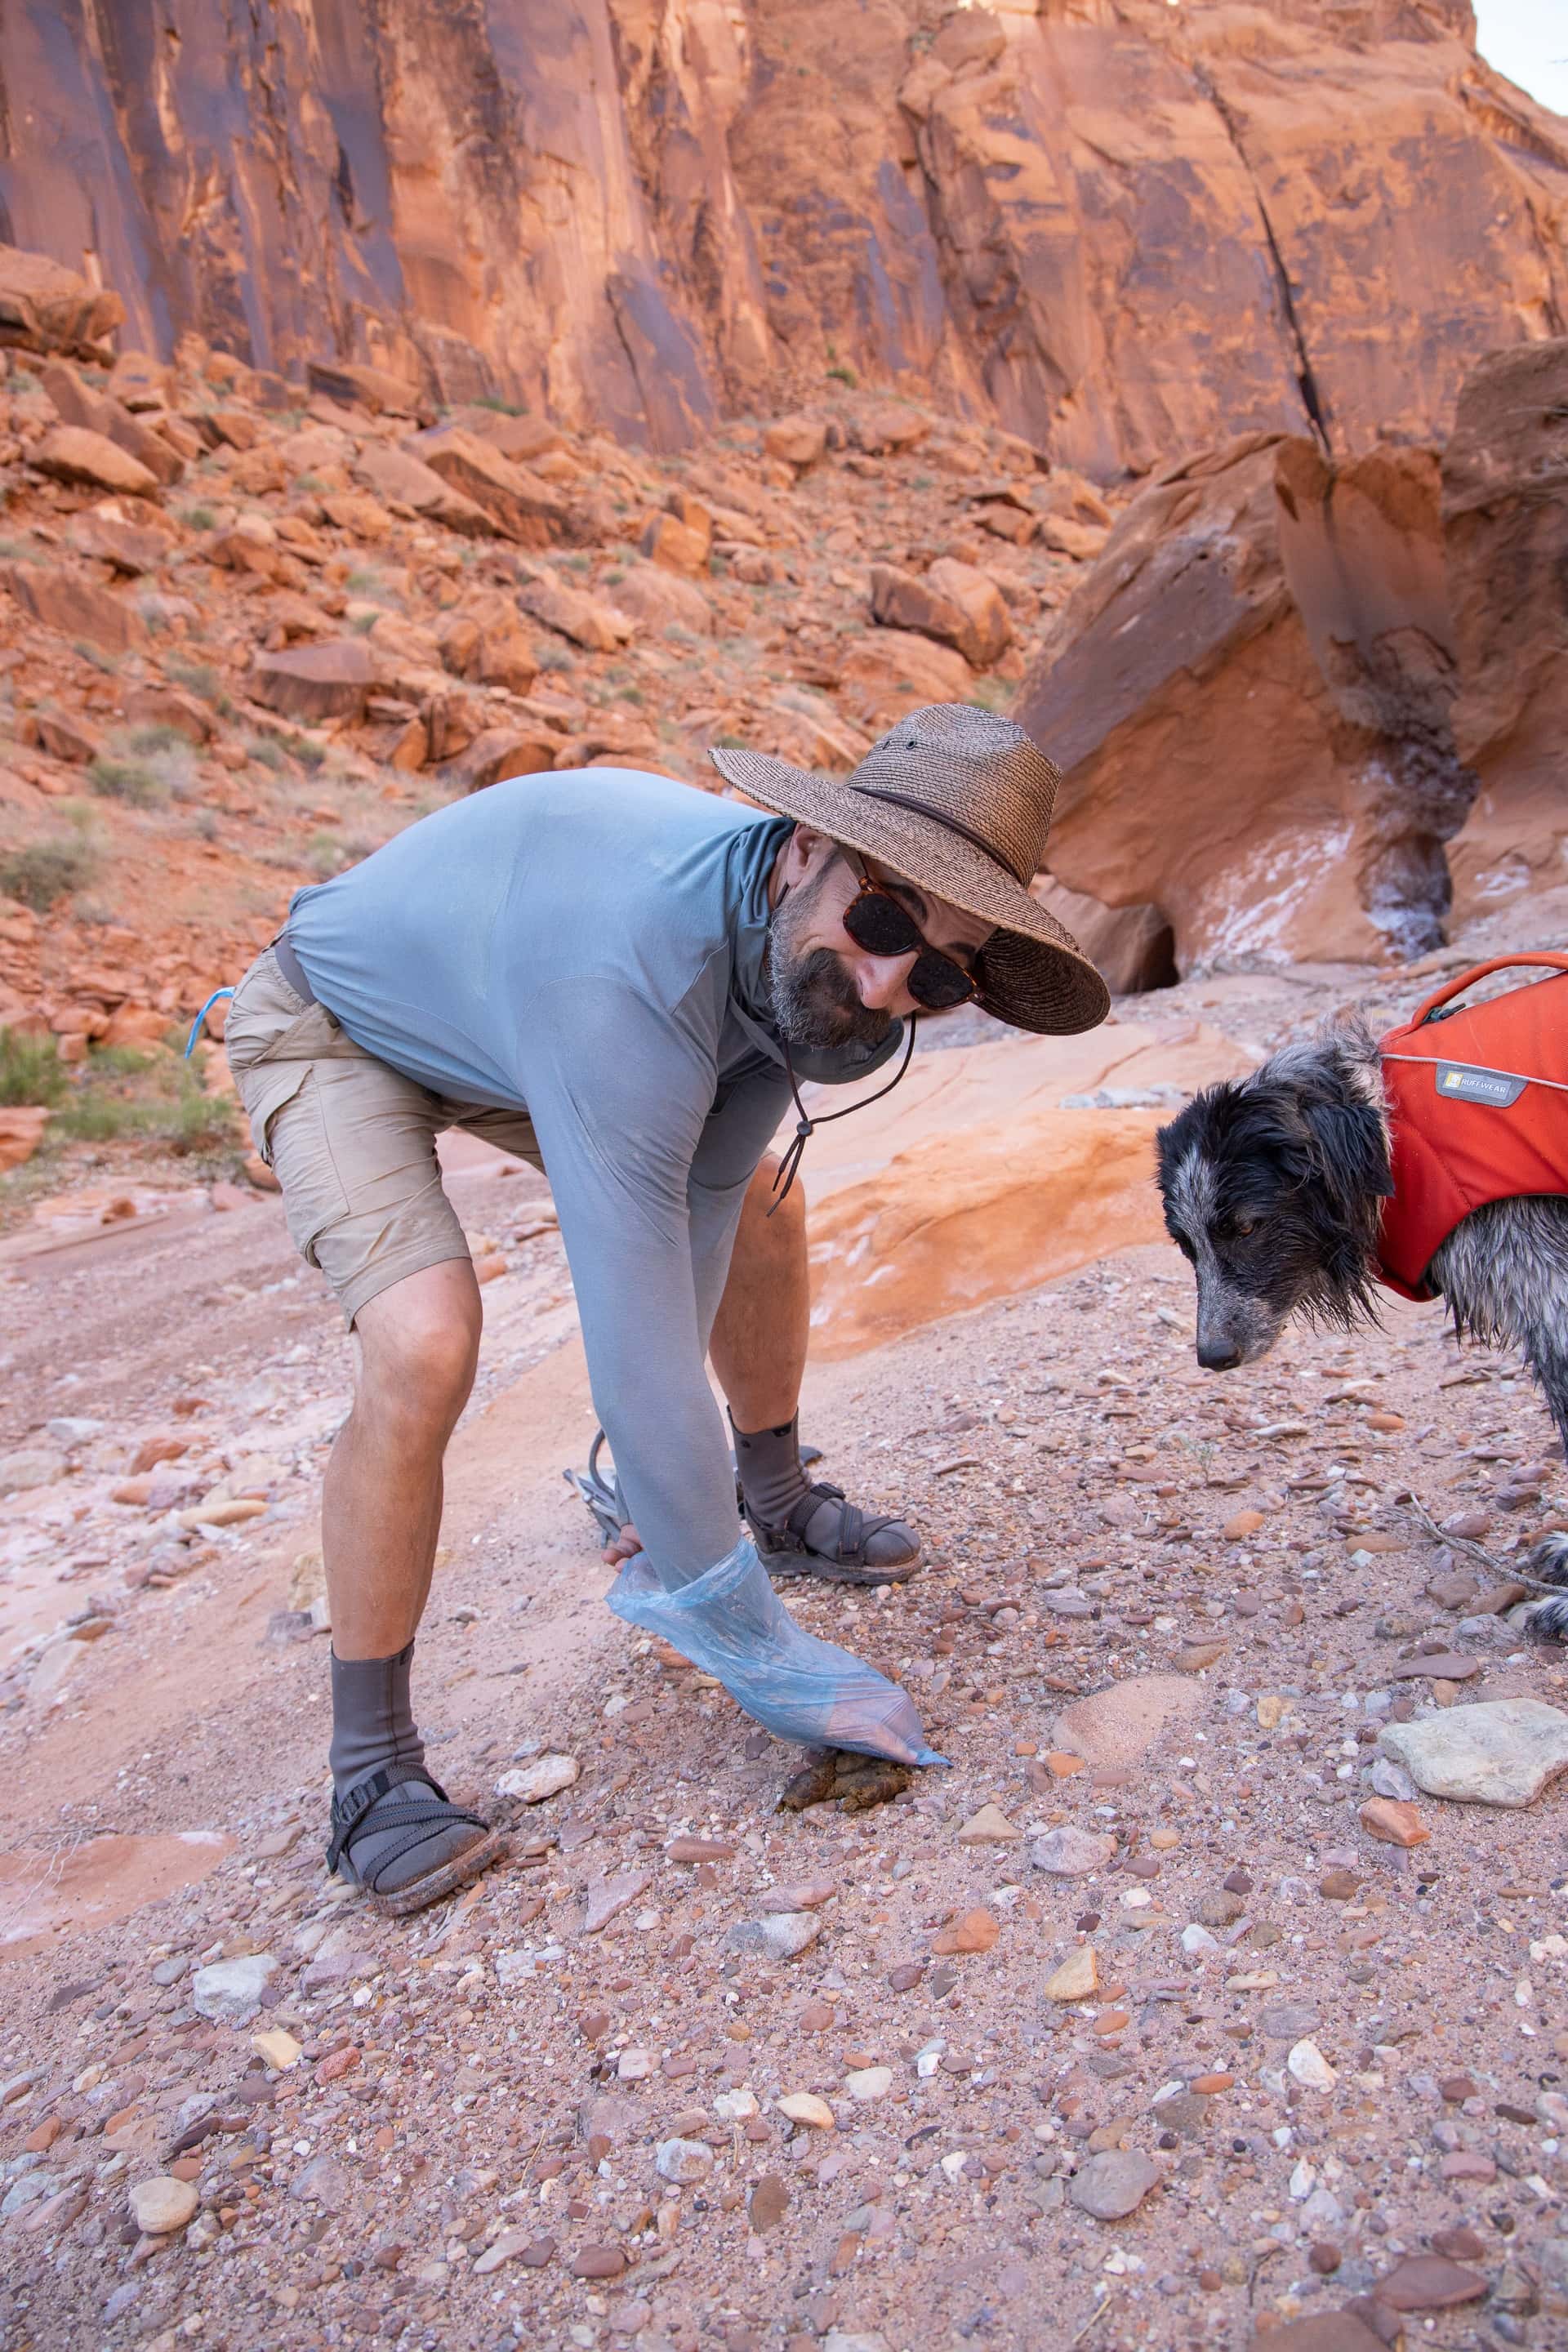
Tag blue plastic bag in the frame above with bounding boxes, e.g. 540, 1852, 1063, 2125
606, 1535, 947, 1768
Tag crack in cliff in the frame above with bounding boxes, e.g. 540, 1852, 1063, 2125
1187, 58, 1333, 457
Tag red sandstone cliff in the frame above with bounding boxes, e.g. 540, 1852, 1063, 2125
2, 2, 1563, 462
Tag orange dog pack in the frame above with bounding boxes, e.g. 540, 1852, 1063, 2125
1377, 951, 1568, 1302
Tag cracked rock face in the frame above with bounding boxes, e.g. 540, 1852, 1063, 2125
2, 5, 1561, 460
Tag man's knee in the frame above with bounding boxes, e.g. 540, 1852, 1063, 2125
353, 1265, 481, 1434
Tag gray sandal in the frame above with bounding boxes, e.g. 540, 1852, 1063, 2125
327, 1764, 507, 1918
744, 1481, 921, 1586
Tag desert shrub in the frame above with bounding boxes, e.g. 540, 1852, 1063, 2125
177, 503, 218, 532
73, 642, 119, 676
167, 657, 225, 705
536, 644, 573, 673
0, 836, 100, 911
286, 732, 327, 772
88, 724, 195, 806
247, 734, 288, 772
51, 1051, 236, 1153
0, 1028, 68, 1107
305, 830, 374, 880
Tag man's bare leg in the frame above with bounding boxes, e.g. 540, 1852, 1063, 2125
322, 1259, 502, 1905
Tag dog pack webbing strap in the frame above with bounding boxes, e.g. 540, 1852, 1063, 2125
1408, 951, 1568, 1031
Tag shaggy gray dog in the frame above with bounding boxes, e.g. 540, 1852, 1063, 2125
1156, 1018, 1568, 1641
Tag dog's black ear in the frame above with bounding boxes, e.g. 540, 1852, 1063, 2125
1307, 1101, 1394, 1209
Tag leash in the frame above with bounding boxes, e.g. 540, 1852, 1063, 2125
184, 988, 235, 1058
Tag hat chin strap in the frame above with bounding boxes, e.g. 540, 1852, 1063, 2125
769, 1018, 918, 1216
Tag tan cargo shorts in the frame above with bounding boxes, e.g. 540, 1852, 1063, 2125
225, 946, 545, 1326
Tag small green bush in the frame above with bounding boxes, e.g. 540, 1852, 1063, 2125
0, 837, 100, 911
177, 504, 218, 532
167, 658, 224, 705
247, 735, 288, 772
0, 1028, 68, 1107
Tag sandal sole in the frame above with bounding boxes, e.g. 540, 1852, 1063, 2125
363, 1827, 510, 1918
760, 1552, 922, 1587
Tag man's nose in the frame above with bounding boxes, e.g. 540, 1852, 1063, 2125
856, 954, 915, 1013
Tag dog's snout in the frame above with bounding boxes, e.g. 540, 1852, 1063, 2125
1196, 1337, 1241, 1372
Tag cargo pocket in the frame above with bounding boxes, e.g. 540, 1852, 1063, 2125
258, 1066, 353, 1268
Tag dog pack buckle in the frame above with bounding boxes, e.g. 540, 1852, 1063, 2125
1435, 1061, 1526, 1109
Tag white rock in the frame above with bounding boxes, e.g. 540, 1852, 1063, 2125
1377, 1699, 1568, 1809
128, 2176, 198, 2234
1030, 1826, 1116, 1877
844, 2066, 893, 2102
616, 2048, 653, 2082
494, 1752, 579, 1804
714, 2088, 759, 2123
1287, 2039, 1337, 2091
655, 2136, 713, 2185
1370, 1754, 1417, 1802
725, 1911, 822, 1962
191, 1953, 277, 2024
777, 2091, 835, 2130
1180, 1924, 1218, 1954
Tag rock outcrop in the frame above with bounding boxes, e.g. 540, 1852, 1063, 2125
1442, 339, 1568, 920
1022, 336, 1568, 974
2, 3, 1563, 458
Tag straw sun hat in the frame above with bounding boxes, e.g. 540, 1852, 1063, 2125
709, 702, 1110, 1035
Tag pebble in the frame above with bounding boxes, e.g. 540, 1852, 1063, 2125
758, 1878, 837, 1912
714, 2089, 759, 2123
287, 2154, 350, 2211
1260, 2317, 1385, 2351
887, 1962, 924, 1993
1040, 1589, 1094, 1617
1378, 1698, 1568, 1808
1388, 1650, 1479, 1682
250, 2028, 301, 2071
931, 1908, 999, 1955
655, 2136, 713, 2184
1369, 1754, 1417, 1802
1223, 1509, 1265, 1540
956, 1803, 1021, 1843
494, 1753, 579, 1803
725, 1912, 822, 1962
1067, 2148, 1160, 2219
1373, 2253, 1488, 2310
581, 1869, 653, 1933
1030, 1827, 1116, 1877
665, 1834, 735, 1861
473, 2228, 536, 2275
749, 2174, 790, 2231
1359, 1796, 1429, 1846
127, 2176, 198, 2234
1287, 2039, 1338, 2090
1043, 1946, 1098, 2002
777, 2092, 835, 2131
843, 2067, 893, 2102
1176, 1639, 1228, 1673
191, 1953, 277, 2024
568, 2246, 627, 2279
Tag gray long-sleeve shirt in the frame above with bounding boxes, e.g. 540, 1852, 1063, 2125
284, 767, 902, 1588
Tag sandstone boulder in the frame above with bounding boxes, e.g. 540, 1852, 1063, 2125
601, 561, 713, 638
408, 428, 568, 547
442, 726, 559, 794
248, 639, 373, 724
124, 684, 215, 743
354, 443, 494, 537
641, 510, 710, 577
39, 363, 185, 485
925, 557, 1011, 666
306, 356, 432, 421
515, 572, 632, 653
836, 629, 974, 734
3, 563, 147, 654
1443, 338, 1568, 919
33, 425, 158, 500
764, 415, 827, 470
0, 243, 122, 359
1030, 875, 1175, 996
1021, 433, 1476, 973
0, 1107, 49, 1172
66, 506, 172, 576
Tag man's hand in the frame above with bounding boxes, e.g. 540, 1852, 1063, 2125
601, 1521, 641, 1567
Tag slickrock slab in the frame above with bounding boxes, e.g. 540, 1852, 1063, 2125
1378, 1698, 1568, 1807
1051, 1674, 1205, 1768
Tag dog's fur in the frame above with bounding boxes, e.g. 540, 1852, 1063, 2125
1155, 1017, 1568, 1639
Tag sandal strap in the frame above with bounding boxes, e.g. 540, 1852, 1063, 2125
327, 1762, 482, 1879
760, 1482, 902, 1567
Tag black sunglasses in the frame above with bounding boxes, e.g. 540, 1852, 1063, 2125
840, 856, 982, 1011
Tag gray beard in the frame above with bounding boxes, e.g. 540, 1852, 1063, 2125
766, 874, 893, 1056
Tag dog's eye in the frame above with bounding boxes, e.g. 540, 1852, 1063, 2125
1232, 1216, 1258, 1239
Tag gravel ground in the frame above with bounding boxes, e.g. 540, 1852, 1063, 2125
2, 950, 1568, 2352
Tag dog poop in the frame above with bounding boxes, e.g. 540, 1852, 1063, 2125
777, 1748, 913, 1813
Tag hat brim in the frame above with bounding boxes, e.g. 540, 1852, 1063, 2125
708, 745, 1111, 1036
